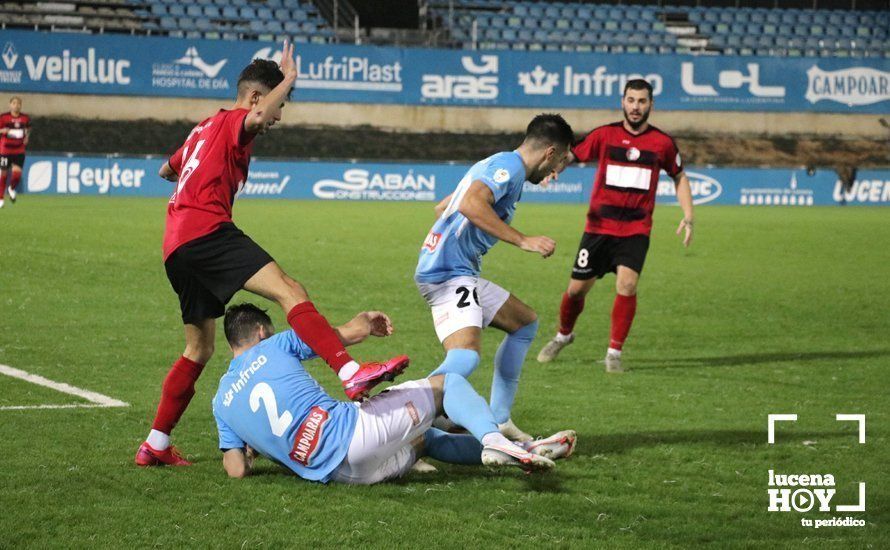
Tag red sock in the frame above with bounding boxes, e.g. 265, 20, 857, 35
151, 356, 205, 434
9, 170, 20, 191
0, 170, 7, 198
287, 302, 354, 373
609, 294, 637, 351
558, 292, 585, 335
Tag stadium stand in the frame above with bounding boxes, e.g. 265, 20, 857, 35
427, 1, 889, 58
1, 0, 886, 56
0, 0, 336, 43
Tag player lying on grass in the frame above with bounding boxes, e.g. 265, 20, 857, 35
415, 114, 574, 442
137, 41, 407, 467
213, 304, 576, 484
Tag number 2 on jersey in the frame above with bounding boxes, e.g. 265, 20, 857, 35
249, 382, 294, 437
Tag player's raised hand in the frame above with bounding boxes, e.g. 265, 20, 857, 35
363, 311, 394, 337
676, 218, 694, 247
278, 40, 298, 80
540, 170, 558, 189
520, 235, 556, 258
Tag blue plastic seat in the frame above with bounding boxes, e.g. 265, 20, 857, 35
186, 5, 202, 17
168, 4, 184, 16
222, 6, 237, 18
240, 6, 256, 19
150, 4, 166, 16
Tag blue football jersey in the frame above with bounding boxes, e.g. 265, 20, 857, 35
212, 331, 358, 483
415, 151, 527, 284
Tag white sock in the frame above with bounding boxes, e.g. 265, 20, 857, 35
146, 429, 170, 450
555, 332, 572, 343
481, 432, 512, 448
338, 360, 360, 381
607, 347, 622, 357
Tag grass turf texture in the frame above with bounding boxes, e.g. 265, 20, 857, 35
0, 196, 887, 548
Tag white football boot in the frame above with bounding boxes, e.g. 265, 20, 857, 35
498, 418, 533, 442
482, 440, 555, 472
410, 458, 438, 474
524, 430, 577, 460
536, 333, 574, 363
604, 349, 624, 373
7, 187, 15, 202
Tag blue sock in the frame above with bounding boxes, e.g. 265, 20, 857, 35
428, 348, 480, 379
423, 428, 482, 465
490, 319, 538, 424
443, 373, 499, 442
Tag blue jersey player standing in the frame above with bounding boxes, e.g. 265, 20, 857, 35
213, 303, 576, 484
415, 114, 575, 442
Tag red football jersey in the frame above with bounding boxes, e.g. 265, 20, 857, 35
0, 112, 31, 155
163, 108, 254, 260
573, 122, 682, 237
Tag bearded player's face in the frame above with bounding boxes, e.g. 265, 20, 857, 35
622, 89, 651, 130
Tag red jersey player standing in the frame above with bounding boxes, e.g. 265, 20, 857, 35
136, 42, 409, 467
536, 79, 694, 372
0, 96, 31, 209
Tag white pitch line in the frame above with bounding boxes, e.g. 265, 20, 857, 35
0, 403, 123, 411
0, 364, 129, 410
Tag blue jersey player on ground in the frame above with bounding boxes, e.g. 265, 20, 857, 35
415, 114, 575, 442
213, 303, 576, 484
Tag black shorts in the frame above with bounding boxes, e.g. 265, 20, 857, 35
571, 232, 650, 280
164, 223, 274, 324
0, 154, 25, 170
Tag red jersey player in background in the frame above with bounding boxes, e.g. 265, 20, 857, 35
0, 96, 31, 209
536, 79, 694, 373
136, 42, 409, 467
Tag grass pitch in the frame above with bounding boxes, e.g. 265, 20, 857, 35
0, 196, 887, 548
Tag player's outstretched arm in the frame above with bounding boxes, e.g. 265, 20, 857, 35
459, 181, 556, 258
243, 41, 298, 135
334, 311, 394, 347
433, 193, 453, 218
158, 162, 178, 182
222, 448, 252, 478
673, 171, 695, 247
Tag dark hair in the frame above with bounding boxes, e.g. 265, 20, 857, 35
624, 79, 653, 100
237, 59, 287, 98
224, 303, 274, 347
524, 113, 575, 149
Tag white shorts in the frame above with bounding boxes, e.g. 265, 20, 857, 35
331, 379, 437, 485
416, 276, 511, 342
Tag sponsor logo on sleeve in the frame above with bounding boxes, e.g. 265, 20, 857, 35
289, 406, 330, 467
422, 231, 442, 252
805, 66, 890, 107
493, 168, 510, 183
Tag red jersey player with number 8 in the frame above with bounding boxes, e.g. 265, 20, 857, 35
537, 79, 695, 373
136, 42, 409, 467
